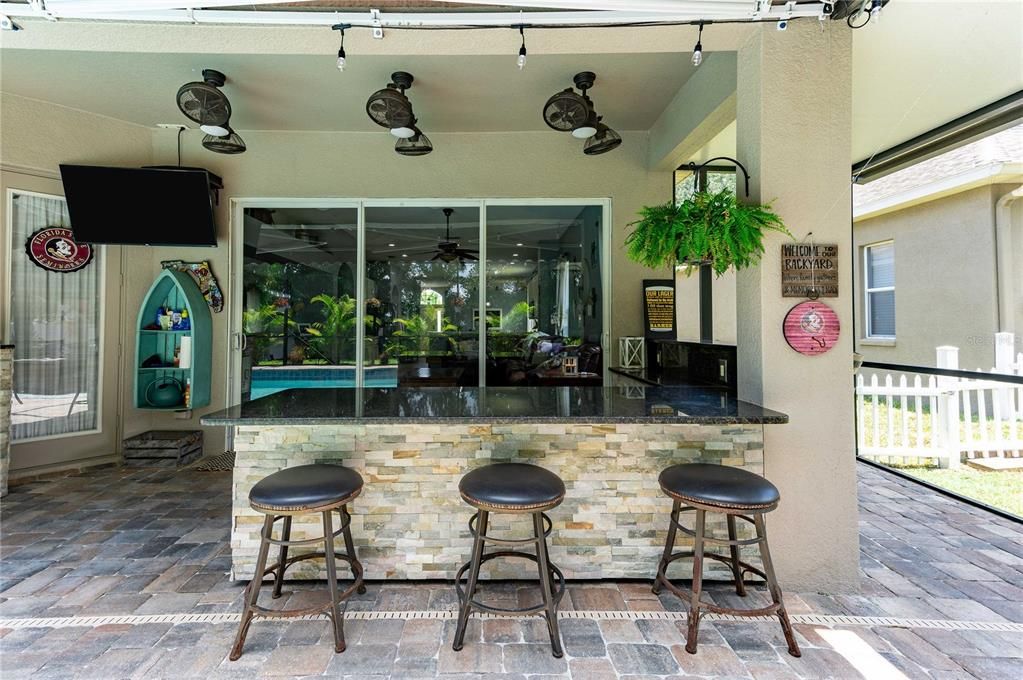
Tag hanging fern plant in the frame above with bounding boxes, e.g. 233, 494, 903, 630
626, 190, 791, 275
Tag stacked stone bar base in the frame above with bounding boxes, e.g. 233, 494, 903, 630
231, 423, 764, 581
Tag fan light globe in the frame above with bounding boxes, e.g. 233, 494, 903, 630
572, 126, 598, 139
390, 126, 416, 139
200, 124, 230, 137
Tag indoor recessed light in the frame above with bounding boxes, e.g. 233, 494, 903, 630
516, 242, 523, 246
388, 243, 396, 247
402, 253, 408, 257
512, 253, 519, 257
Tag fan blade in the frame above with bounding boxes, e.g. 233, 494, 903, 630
431, 253, 443, 261
457, 252, 479, 261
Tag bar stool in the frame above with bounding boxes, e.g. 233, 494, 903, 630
452, 462, 567, 657
230, 464, 366, 661
652, 463, 800, 657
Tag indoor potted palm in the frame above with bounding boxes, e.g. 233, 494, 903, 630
626, 189, 790, 275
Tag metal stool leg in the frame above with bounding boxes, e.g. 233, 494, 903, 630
452, 509, 488, 652
652, 499, 681, 595
339, 506, 367, 595
684, 508, 706, 655
230, 514, 274, 661
322, 510, 346, 654
533, 511, 564, 658
272, 516, 292, 599
727, 514, 746, 597
754, 514, 801, 658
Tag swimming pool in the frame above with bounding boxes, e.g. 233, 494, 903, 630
249, 366, 398, 399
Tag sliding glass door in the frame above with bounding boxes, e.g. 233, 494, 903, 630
364, 205, 480, 388
240, 205, 358, 400
485, 204, 604, 386
233, 199, 608, 401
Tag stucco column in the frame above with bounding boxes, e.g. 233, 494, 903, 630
736, 22, 859, 591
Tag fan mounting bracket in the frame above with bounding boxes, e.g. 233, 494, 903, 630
573, 71, 596, 91
391, 71, 414, 90
201, 69, 226, 87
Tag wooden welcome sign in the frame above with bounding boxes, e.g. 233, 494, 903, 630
781, 243, 838, 298
643, 279, 675, 339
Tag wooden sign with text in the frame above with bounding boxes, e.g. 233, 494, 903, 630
781, 243, 839, 298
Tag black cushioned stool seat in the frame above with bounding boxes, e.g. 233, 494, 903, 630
652, 463, 799, 659
231, 464, 365, 662
250, 464, 363, 511
659, 463, 780, 510
452, 463, 566, 658
459, 463, 566, 512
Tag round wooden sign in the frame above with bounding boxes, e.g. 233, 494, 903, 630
25, 227, 94, 273
783, 300, 839, 356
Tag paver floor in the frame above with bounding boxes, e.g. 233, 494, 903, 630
1, 462, 1021, 679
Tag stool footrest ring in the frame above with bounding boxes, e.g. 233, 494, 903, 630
245, 550, 364, 619
455, 550, 565, 616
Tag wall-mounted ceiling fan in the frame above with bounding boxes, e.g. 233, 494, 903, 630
542, 71, 621, 155
177, 68, 247, 154
366, 71, 434, 156
407, 208, 479, 262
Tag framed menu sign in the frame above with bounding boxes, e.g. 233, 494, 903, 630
643, 279, 675, 339
781, 243, 839, 297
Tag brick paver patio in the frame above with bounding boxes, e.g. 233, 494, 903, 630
1, 462, 1021, 678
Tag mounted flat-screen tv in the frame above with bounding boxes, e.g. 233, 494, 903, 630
59, 164, 219, 246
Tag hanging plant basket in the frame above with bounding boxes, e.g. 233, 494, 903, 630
625, 189, 791, 276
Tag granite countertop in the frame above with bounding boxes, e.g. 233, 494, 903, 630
201, 386, 788, 426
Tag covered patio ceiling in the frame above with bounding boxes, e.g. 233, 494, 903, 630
1, 1, 1019, 167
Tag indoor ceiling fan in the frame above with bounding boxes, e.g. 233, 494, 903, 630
409, 209, 479, 262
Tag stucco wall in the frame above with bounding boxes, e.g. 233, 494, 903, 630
1, 92, 670, 470
0, 93, 155, 474
853, 185, 1001, 369
145, 128, 668, 432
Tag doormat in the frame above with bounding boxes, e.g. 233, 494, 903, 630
192, 451, 235, 471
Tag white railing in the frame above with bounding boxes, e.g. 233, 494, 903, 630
856, 342, 1023, 468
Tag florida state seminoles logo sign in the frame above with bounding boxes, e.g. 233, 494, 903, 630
783, 300, 840, 356
25, 227, 94, 273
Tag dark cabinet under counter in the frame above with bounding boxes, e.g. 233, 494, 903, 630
613, 340, 737, 389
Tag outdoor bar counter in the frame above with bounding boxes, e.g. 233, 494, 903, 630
202, 386, 787, 581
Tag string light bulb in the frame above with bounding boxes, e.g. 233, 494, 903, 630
691, 23, 703, 67
517, 24, 527, 70
332, 23, 351, 72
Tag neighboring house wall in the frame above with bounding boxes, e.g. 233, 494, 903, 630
853, 185, 1003, 369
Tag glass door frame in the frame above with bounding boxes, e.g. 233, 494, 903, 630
228, 197, 612, 403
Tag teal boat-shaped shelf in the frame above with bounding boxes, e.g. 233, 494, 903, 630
134, 270, 212, 410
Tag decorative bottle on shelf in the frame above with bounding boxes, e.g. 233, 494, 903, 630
180, 309, 190, 330
171, 309, 183, 330
183, 379, 191, 408
156, 306, 166, 329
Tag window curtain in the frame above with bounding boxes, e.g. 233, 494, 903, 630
9, 192, 101, 441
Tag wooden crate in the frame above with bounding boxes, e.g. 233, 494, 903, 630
123, 430, 203, 468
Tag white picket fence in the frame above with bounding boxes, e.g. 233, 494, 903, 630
856, 344, 1023, 468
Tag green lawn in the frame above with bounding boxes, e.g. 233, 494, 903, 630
859, 398, 1023, 449
890, 465, 1023, 518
